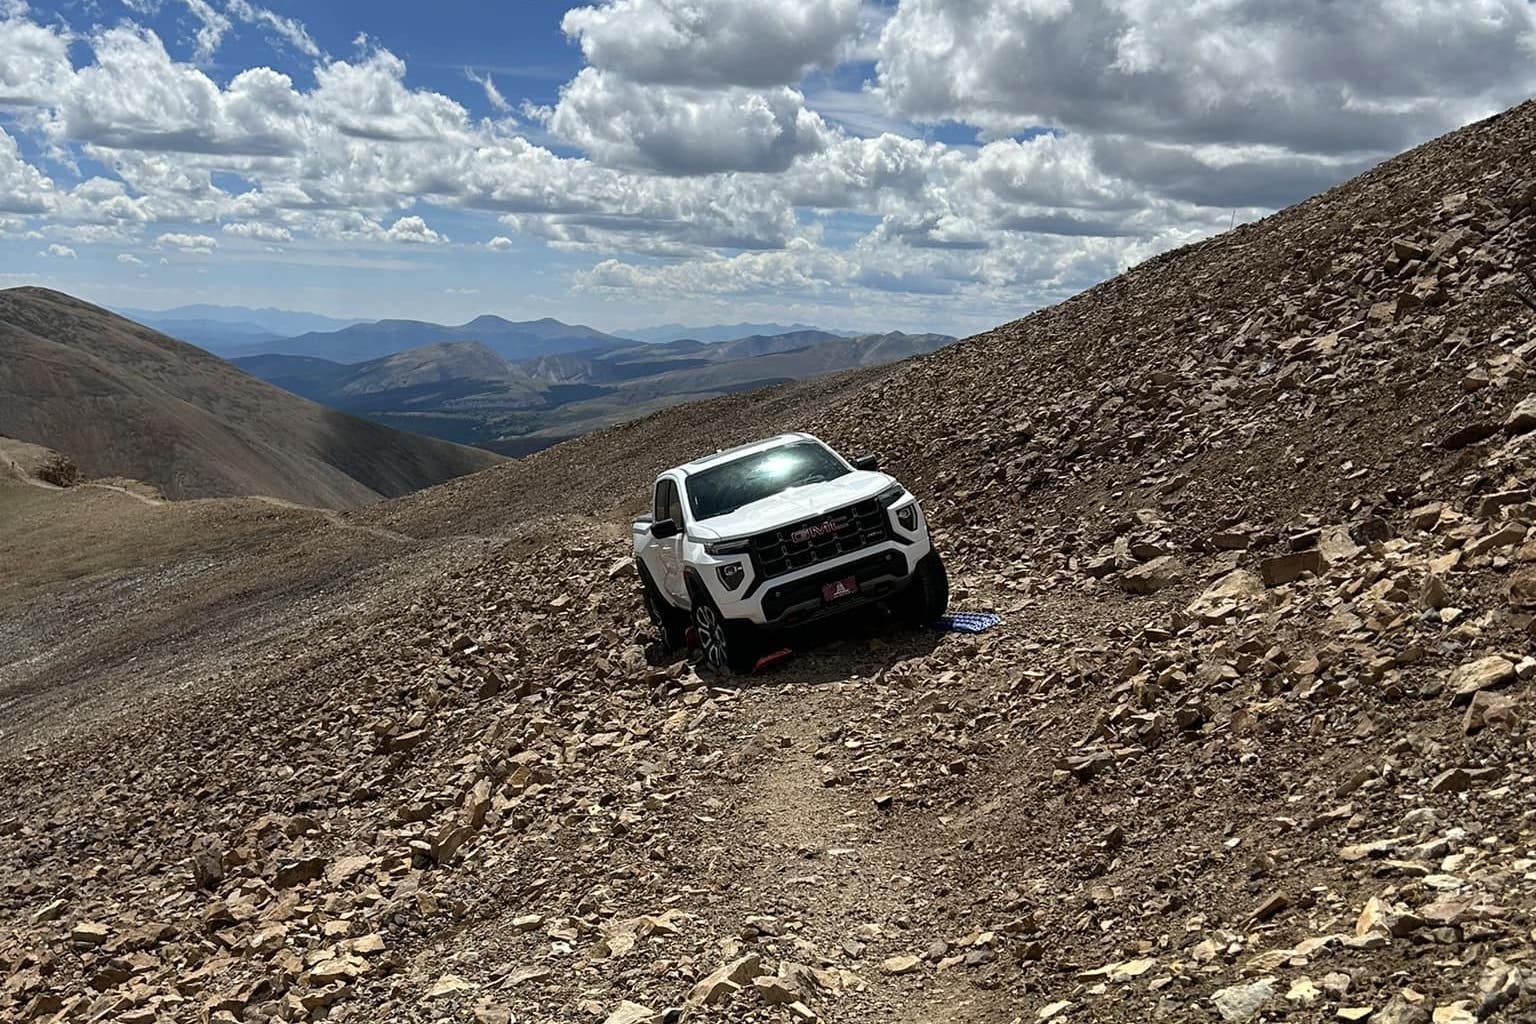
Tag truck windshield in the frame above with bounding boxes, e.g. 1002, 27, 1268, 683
686, 441, 851, 521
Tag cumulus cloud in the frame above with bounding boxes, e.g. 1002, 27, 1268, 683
547, 69, 831, 174
486, 235, 513, 249
222, 219, 292, 242
157, 231, 218, 253
0, 127, 54, 213
0, 9, 74, 107
50, 27, 305, 156
42, 242, 76, 258
561, 0, 862, 88
873, 0, 1536, 208
384, 215, 446, 244
117, 252, 143, 264
313, 49, 472, 143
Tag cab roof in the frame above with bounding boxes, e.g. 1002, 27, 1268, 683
674, 432, 821, 477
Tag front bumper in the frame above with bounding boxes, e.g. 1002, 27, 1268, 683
702, 509, 932, 626
755, 546, 915, 625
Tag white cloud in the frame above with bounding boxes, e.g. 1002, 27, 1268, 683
42, 242, 76, 258
117, 252, 143, 264
56, 222, 138, 243
874, 0, 1536, 159
226, 0, 323, 59
50, 27, 305, 156
486, 235, 513, 250
222, 219, 292, 242
175, 0, 231, 65
311, 48, 471, 144
547, 69, 831, 174
465, 68, 512, 114
384, 215, 446, 244
50, 177, 155, 228
562, 0, 862, 88
157, 231, 218, 253
0, 9, 74, 107
0, 127, 54, 213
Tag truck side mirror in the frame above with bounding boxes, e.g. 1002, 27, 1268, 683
852, 454, 879, 471
651, 518, 679, 539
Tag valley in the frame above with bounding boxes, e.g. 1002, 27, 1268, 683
226, 327, 955, 455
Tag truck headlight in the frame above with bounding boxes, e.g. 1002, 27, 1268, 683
716, 562, 746, 590
705, 538, 751, 556
877, 484, 906, 507
896, 503, 919, 531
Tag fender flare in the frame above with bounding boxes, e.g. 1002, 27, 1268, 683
682, 567, 708, 605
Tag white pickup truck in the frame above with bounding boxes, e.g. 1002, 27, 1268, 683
632, 432, 947, 672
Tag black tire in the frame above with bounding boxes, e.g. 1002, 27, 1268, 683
638, 563, 689, 652
688, 580, 760, 674
894, 551, 950, 626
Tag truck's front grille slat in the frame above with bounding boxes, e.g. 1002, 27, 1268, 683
749, 498, 889, 581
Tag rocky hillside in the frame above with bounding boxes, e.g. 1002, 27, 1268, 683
0, 289, 503, 507
3, 103, 1536, 1024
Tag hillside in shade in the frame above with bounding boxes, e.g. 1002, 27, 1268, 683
0, 288, 503, 507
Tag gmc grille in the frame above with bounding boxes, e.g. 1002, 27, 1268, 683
749, 498, 890, 581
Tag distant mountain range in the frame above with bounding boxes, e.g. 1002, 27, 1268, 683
222, 315, 623, 363
90, 303, 955, 458
116, 304, 880, 356
2, 289, 500, 506
117, 304, 364, 350
617, 322, 863, 344
233, 329, 956, 455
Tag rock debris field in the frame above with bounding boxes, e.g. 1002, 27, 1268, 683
5, 102, 1536, 1024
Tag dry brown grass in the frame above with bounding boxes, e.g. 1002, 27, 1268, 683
0, 480, 300, 604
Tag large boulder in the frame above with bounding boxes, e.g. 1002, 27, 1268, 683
1119, 556, 1187, 595
1186, 569, 1265, 622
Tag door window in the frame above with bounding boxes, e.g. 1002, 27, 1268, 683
653, 479, 673, 521
667, 484, 685, 528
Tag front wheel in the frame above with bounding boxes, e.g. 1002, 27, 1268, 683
894, 551, 950, 626
690, 586, 760, 674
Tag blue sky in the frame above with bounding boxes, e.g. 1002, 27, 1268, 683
3, 1, 1534, 335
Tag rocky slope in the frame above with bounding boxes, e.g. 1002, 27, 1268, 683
3, 103, 1536, 1024
0, 289, 502, 507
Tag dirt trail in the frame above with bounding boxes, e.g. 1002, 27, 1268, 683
81, 481, 162, 505
719, 677, 1016, 1023
6, 462, 163, 506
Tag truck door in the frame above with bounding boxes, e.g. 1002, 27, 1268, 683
663, 479, 689, 605
651, 478, 687, 605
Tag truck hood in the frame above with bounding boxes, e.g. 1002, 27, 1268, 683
688, 471, 896, 541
